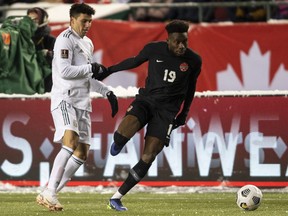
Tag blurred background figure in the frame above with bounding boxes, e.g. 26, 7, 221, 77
273, 0, 288, 19
235, 0, 269, 22
27, 7, 55, 92
167, 0, 214, 23
209, 0, 236, 22
129, 0, 173, 22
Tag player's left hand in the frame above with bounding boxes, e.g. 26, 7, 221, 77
107, 91, 118, 118
172, 112, 187, 129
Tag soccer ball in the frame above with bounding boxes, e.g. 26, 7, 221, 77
236, 184, 263, 211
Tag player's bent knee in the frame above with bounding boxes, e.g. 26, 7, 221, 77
141, 154, 157, 164
114, 131, 129, 147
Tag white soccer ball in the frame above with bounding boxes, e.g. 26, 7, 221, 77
236, 184, 263, 211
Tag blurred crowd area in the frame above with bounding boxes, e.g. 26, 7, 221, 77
1, 0, 288, 23
128, 0, 288, 23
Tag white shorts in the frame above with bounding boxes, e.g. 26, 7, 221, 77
51, 100, 91, 145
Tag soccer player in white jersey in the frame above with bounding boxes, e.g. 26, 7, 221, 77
36, 3, 118, 211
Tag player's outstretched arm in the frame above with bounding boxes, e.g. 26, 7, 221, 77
91, 51, 147, 81
92, 46, 147, 81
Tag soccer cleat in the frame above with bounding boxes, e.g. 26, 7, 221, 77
110, 142, 124, 156
107, 199, 128, 211
36, 189, 63, 211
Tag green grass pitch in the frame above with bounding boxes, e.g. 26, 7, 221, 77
0, 192, 288, 216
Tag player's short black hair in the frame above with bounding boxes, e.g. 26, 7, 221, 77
70, 3, 95, 18
165, 20, 189, 34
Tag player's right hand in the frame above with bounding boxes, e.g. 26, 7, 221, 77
91, 62, 111, 80
172, 112, 187, 129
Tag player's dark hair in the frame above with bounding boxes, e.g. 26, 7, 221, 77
165, 20, 189, 34
70, 3, 95, 18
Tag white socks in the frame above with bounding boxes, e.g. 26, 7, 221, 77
56, 155, 84, 193
47, 146, 73, 193
111, 191, 124, 200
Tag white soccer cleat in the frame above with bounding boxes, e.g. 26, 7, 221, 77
36, 189, 63, 211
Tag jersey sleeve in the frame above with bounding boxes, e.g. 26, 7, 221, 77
108, 43, 150, 73
89, 78, 110, 96
53, 35, 91, 79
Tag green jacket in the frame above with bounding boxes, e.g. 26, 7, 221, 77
0, 16, 51, 94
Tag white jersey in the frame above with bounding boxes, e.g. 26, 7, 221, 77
51, 27, 110, 112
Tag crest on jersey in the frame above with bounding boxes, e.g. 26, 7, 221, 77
61, 49, 69, 59
180, 62, 188, 72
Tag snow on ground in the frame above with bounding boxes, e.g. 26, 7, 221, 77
1, 89, 288, 99
0, 182, 287, 194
